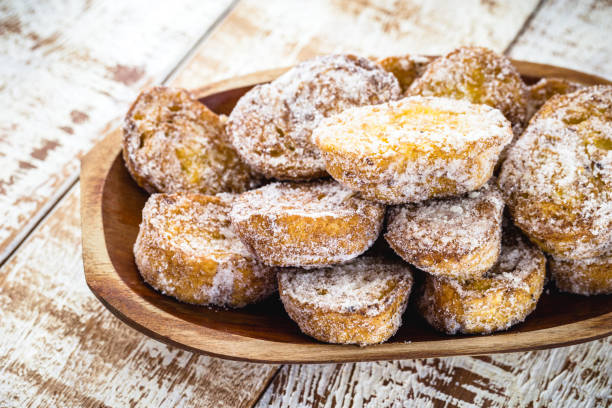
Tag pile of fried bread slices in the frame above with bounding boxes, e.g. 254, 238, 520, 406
123, 47, 611, 346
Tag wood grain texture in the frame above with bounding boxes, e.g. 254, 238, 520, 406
0, 0, 234, 263
507, 0, 612, 79
0, 185, 278, 407
171, 0, 539, 89
82, 64, 611, 364
257, 338, 612, 407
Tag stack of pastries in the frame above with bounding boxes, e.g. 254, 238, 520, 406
123, 47, 611, 346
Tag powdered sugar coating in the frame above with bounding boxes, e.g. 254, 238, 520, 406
134, 192, 277, 308
279, 258, 412, 315
550, 247, 612, 295
407, 46, 528, 136
278, 257, 413, 345
123, 86, 260, 194
230, 180, 385, 268
418, 230, 546, 335
385, 181, 504, 279
313, 95, 513, 204
499, 85, 612, 260
226, 54, 401, 180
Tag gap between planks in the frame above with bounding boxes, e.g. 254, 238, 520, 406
0, 173, 78, 271
503, 0, 547, 55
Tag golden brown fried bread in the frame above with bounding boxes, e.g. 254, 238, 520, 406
385, 182, 504, 280
417, 231, 546, 335
123, 87, 260, 194
134, 192, 277, 308
226, 54, 401, 180
550, 249, 612, 295
376, 54, 434, 92
407, 46, 528, 136
230, 180, 385, 268
313, 96, 513, 204
123, 87, 259, 194
278, 257, 414, 345
499, 85, 612, 260
527, 77, 583, 120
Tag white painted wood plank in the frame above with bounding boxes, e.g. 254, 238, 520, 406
0, 0, 234, 262
257, 340, 612, 407
507, 0, 612, 79
172, 0, 539, 89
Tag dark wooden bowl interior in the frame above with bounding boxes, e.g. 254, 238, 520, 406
101, 74, 611, 347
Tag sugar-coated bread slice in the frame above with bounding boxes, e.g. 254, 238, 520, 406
385, 181, 504, 280
417, 230, 546, 335
550, 249, 612, 295
499, 85, 612, 260
123, 86, 259, 194
313, 96, 513, 204
278, 257, 414, 345
134, 192, 277, 308
230, 180, 385, 268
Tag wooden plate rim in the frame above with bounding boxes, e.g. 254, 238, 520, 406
81, 59, 612, 364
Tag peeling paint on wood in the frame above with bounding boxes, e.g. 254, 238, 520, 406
256, 340, 612, 407
107, 64, 146, 86
29, 139, 61, 161
171, 0, 539, 89
507, 0, 612, 79
70, 110, 89, 124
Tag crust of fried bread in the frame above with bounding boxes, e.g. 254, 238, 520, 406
123, 86, 259, 194
527, 77, 583, 120
499, 85, 612, 260
230, 180, 385, 268
417, 231, 546, 335
550, 250, 612, 295
376, 54, 435, 92
385, 182, 504, 280
313, 96, 512, 204
278, 258, 413, 345
134, 192, 277, 308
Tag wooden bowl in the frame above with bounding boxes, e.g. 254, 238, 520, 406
81, 61, 612, 364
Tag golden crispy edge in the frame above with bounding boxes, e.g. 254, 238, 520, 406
386, 232, 501, 280
418, 250, 546, 334
279, 276, 412, 345
232, 209, 384, 267
550, 256, 612, 295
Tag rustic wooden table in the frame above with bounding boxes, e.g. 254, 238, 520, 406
1, 1, 610, 406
